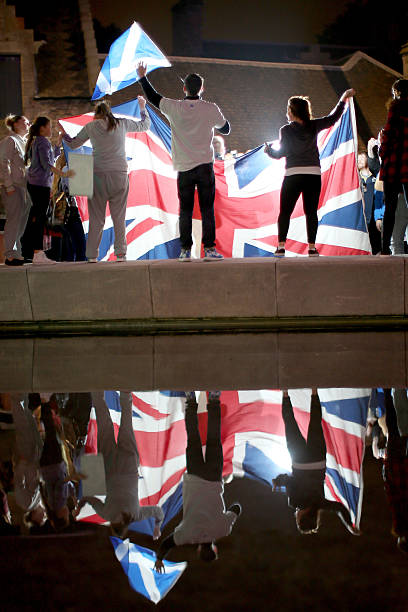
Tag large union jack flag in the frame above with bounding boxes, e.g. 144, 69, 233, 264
77, 388, 368, 532
60, 97, 370, 259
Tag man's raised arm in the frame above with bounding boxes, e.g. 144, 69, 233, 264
217, 120, 230, 135
137, 62, 163, 109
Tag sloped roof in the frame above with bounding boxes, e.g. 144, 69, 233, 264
108, 51, 401, 153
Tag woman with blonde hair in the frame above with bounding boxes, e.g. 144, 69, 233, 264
62, 97, 150, 262
0, 114, 31, 266
264, 89, 355, 256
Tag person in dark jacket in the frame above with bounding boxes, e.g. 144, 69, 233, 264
379, 79, 408, 255
372, 389, 408, 555
264, 89, 355, 257
358, 151, 381, 254
273, 390, 360, 535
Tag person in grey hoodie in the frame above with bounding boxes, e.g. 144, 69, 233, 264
10, 393, 46, 528
62, 98, 150, 262
264, 89, 355, 257
74, 392, 164, 540
0, 115, 31, 266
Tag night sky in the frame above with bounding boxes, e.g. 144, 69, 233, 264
90, 0, 351, 55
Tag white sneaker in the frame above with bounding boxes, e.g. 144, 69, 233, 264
32, 251, 57, 265
116, 254, 127, 262
87, 258, 97, 263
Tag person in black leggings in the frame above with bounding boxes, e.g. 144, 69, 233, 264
264, 89, 355, 257
273, 390, 360, 535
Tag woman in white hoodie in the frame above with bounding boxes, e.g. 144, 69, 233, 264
62, 97, 150, 262
1, 115, 31, 266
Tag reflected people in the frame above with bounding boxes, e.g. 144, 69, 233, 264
273, 389, 360, 535
39, 396, 76, 531
154, 391, 241, 573
10, 394, 46, 530
74, 392, 164, 539
372, 389, 408, 554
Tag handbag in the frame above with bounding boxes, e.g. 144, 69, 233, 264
47, 191, 70, 227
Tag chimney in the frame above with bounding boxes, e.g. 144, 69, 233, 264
172, 0, 203, 57
401, 42, 408, 78
78, 0, 100, 95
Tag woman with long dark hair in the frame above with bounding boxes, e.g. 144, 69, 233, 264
379, 79, 408, 255
264, 89, 355, 256
0, 114, 31, 266
23, 117, 73, 264
62, 97, 150, 262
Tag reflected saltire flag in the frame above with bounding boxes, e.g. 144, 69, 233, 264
92, 22, 171, 100
110, 537, 186, 604
60, 97, 369, 260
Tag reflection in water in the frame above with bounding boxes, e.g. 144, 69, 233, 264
371, 389, 408, 554
11, 395, 45, 532
273, 390, 359, 535
0, 386, 407, 605
155, 391, 241, 572
76, 392, 164, 540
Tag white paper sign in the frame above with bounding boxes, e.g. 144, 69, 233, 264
68, 152, 94, 197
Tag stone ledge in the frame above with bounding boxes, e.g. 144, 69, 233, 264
276, 256, 405, 317
26, 261, 153, 321
149, 257, 277, 318
0, 257, 407, 327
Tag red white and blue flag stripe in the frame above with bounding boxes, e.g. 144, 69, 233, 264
222, 389, 368, 527
78, 388, 368, 531
60, 97, 370, 259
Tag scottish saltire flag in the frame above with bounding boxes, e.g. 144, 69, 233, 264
61, 97, 369, 259
222, 389, 368, 527
77, 391, 186, 534
111, 537, 187, 604
92, 22, 171, 100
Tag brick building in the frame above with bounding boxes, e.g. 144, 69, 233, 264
0, 0, 407, 152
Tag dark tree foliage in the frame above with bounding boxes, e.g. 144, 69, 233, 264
317, 0, 408, 72
93, 19, 122, 54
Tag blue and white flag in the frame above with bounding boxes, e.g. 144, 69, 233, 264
111, 537, 187, 604
92, 22, 171, 100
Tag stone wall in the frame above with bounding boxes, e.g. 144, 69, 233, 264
0, 0, 37, 118
172, 0, 203, 57
401, 42, 408, 78
0, 0, 96, 136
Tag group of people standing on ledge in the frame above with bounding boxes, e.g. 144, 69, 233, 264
1, 70, 408, 265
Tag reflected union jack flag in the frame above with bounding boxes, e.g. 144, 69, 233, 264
78, 389, 368, 532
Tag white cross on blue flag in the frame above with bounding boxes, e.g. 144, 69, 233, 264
92, 22, 171, 100
111, 537, 187, 604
